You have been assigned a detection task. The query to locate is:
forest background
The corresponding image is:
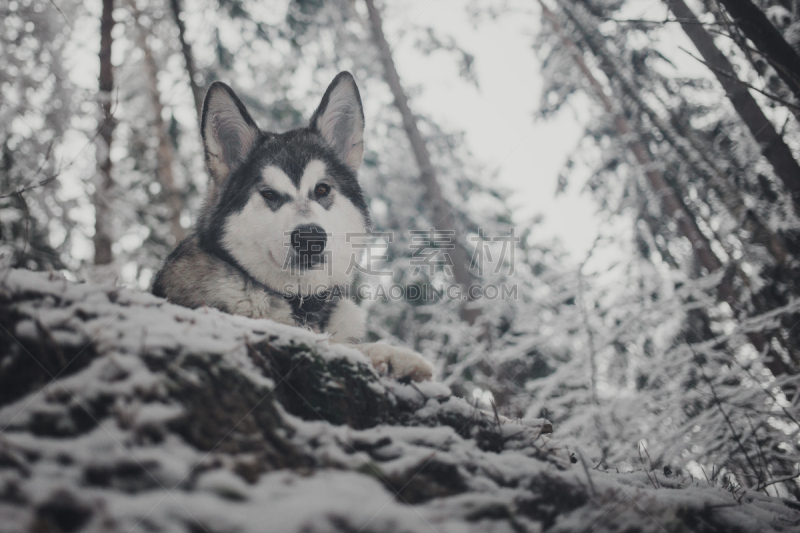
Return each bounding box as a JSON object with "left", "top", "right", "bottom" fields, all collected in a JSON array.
[{"left": 4, "top": 0, "right": 800, "bottom": 500}]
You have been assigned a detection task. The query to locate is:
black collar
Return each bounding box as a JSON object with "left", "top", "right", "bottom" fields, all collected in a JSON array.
[{"left": 284, "top": 291, "right": 334, "bottom": 327}]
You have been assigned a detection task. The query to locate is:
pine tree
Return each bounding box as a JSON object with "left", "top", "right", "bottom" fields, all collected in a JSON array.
[
  {"left": 0, "top": 0, "right": 77, "bottom": 271},
  {"left": 509, "top": 0, "right": 800, "bottom": 494},
  {"left": 93, "top": 0, "right": 116, "bottom": 266}
]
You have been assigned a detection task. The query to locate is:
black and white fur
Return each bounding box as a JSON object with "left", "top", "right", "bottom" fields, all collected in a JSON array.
[{"left": 152, "top": 72, "right": 432, "bottom": 382}]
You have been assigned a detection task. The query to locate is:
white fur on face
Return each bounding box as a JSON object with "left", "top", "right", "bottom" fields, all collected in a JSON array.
[
  {"left": 298, "top": 159, "right": 326, "bottom": 193},
  {"left": 222, "top": 159, "right": 367, "bottom": 295},
  {"left": 261, "top": 165, "right": 296, "bottom": 196}
]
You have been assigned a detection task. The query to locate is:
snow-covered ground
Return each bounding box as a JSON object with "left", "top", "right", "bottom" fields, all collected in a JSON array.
[{"left": 1, "top": 269, "right": 798, "bottom": 532}]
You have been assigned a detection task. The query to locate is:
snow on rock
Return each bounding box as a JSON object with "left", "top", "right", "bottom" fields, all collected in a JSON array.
[{"left": 0, "top": 269, "right": 798, "bottom": 532}]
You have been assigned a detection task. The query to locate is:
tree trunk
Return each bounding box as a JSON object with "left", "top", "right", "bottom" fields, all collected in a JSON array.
[
  {"left": 556, "top": 0, "right": 788, "bottom": 266},
  {"left": 542, "top": 0, "right": 799, "bottom": 388},
  {"left": 364, "top": 0, "right": 480, "bottom": 325},
  {"left": 538, "top": 0, "right": 721, "bottom": 274},
  {"left": 169, "top": 0, "right": 203, "bottom": 122},
  {"left": 714, "top": 0, "right": 800, "bottom": 99},
  {"left": 667, "top": 0, "right": 800, "bottom": 217},
  {"left": 93, "top": 0, "right": 115, "bottom": 265},
  {"left": 131, "top": 0, "right": 186, "bottom": 244}
]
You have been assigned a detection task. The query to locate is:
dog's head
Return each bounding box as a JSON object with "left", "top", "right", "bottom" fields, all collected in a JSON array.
[{"left": 197, "top": 72, "right": 370, "bottom": 295}]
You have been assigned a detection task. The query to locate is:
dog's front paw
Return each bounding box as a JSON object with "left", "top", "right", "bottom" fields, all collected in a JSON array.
[
  {"left": 233, "top": 299, "right": 256, "bottom": 317},
  {"left": 232, "top": 291, "right": 273, "bottom": 319},
  {"left": 247, "top": 291, "right": 272, "bottom": 318},
  {"left": 355, "top": 343, "right": 433, "bottom": 382}
]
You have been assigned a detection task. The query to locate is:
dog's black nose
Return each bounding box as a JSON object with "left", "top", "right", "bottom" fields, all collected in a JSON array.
[{"left": 291, "top": 224, "right": 328, "bottom": 258}]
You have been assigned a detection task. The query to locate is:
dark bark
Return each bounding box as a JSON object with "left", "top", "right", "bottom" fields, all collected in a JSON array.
[
  {"left": 93, "top": 0, "right": 115, "bottom": 265},
  {"left": 131, "top": 1, "right": 186, "bottom": 244},
  {"left": 715, "top": 0, "right": 800, "bottom": 99},
  {"left": 559, "top": 0, "right": 789, "bottom": 267},
  {"left": 539, "top": 0, "right": 721, "bottom": 274},
  {"left": 667, "top": 0, "right": 800, "bottom": 217},
  {"left": 707, "top": 1, "right": 800, "bottom": 123},
  {"left": 563, "top": 4, "right": 800, "bottom": 376},
  {"left": 169, "top": 0, "right": 203, "bottom": 123},
  {"left": 542, "top": 0, "right": 799, "bottom": 387},
  {"left": 365, "top": 0, "right": 480, "bottom": 325}
]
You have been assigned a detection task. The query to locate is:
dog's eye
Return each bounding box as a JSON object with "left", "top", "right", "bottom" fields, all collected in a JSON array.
[
  {"left": 315, "top": 183, "right": 331, "bottom": 197},
  {"left": 261, "top": 189, "right": 277, "bottom": 201}
]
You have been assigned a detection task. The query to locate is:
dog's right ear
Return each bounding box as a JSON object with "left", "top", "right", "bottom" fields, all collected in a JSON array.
[
  {"left": 309, "top": 72, "right": 365, "bottom": 173},
  {"left": 201, "top": 82, "right": 260, "bottom": 184}
]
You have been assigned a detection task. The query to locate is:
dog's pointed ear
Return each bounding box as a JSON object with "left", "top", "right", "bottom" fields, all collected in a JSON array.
[
  {"left": 201, "top": 82, "right": 260, "bottom": 183},
  {"left": 309, "top": 72, "right": 365, "bottom": 173}
]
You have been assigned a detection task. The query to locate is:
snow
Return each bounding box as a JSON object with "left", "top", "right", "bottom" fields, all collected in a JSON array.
[{"left": 1, "top": 269, "right": 799, "bottom": 532}]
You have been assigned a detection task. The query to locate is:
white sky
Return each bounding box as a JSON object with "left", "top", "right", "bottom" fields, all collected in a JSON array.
[{"left": 385, "top": 0, "right": 598, "bottom": 258}]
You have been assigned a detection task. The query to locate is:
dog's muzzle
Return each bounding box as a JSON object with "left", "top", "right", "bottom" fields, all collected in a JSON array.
[{"left": 290, "top": 224, "right": 328, "bottom": 268}]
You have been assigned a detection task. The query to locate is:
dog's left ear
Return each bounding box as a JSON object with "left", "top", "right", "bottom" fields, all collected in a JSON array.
[
  {"left": 201, "top": 82, "right": 260, "bottom": 185},
  {"left": 309, "top": 72, "right": 365, "bottom": 173}
]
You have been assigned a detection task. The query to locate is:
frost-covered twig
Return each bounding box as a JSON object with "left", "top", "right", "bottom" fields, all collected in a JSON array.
[
  {"left": 678, "top": 46, "right": 800, "bottom": 113},
  {"left": 638, "top": 443, "right": 660, "bottom": 489},
  {"left": 687, "top": 342, "right": 763, "bottom": 486},
  {"left": 752, "top": 471, "right": 800, "bottom": 493},
  {"left": 0, "top": 143, "right": 57, "bottom": 199}
]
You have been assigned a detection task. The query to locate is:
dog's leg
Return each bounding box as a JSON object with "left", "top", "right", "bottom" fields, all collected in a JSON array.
[
  {"left": 326, "top": 299, "right": 432, "bottom": 382},
  {"left": 325, "top": 298, "right": 367, "bottom": 343},
  {"left": 353, "top": 342, "right": 433, "bottom": 382}
]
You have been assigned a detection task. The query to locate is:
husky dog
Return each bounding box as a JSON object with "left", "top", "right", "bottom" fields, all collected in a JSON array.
[{"left": 152, "top": 72, "right": 432, "bottom": 382}]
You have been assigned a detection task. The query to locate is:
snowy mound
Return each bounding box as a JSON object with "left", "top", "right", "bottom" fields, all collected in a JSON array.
[{"left": 0, "top": 269, "right": 798, "bottom": 532}]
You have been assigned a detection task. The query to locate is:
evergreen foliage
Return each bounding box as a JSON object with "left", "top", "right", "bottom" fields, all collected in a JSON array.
[{"left": 3, "top": 0, "right": 800, "bottom": 509}]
